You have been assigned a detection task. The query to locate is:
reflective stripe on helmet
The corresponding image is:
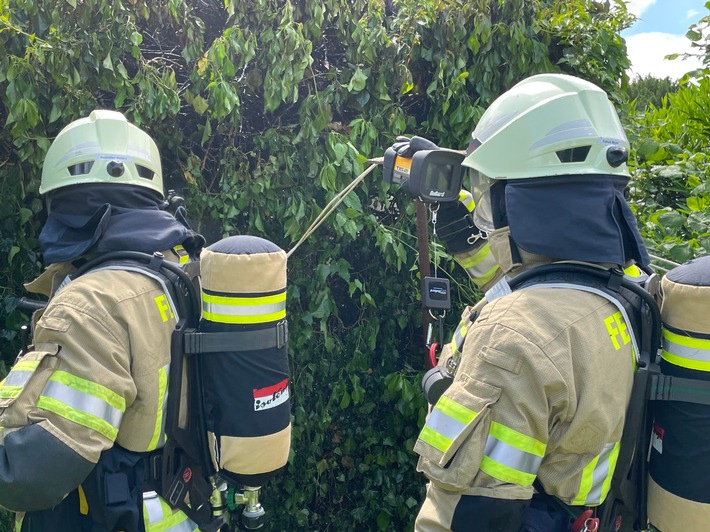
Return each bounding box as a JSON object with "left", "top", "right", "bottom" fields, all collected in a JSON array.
[
  {"left": 37, "top": 371, "right": 125, "bottom": 441},
  {"left": 661, "top": 329, "right": 710, "bottom": 372},
  {"left": 571, "top": 441, "right": 620, "bottom": 506}
]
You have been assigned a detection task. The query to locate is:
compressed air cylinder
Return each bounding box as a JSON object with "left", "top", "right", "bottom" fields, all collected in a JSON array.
[
  {"left": 199, "top": 235, "right": 291, "bottom": 487},
  {"left": 648, "top": 256, "right": 710, "bottom": 531}
]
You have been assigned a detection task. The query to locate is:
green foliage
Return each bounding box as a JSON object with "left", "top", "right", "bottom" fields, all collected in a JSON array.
[
  {"left": 629, "top": 76, "right": 710, "bottom": 152},
  {"left": 625, "top": 8, "right": 710, "bottom": 270},
  {"left": 0, "top": 0, "right": 635, "bottom": 529},
  {"left": 628, "top": 88, "right": 710, "bottom": 266},
  {"left": 627, "top": 74, "right": 678, "bottom": 110},
  {"left": 540, "top": 0, "right": 634, "bottom": 104},
  {"left": 0, "top": 511, "right": 11, "bottom": 532}
]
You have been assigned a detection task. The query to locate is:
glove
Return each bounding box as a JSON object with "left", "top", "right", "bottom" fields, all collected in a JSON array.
[
  {"left": 435, "top": 190, "right": 482, "bottom": 254},
  {"left": 437, "top": 190, "right": 502, "bottom": 290},
  {"left": 390, "top": 135, "right": 439, "bottom": 158}
]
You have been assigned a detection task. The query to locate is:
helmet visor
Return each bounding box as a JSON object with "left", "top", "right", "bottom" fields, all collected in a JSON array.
[{"left": 468, "top": 168, "right": 495, "bottom": 233}]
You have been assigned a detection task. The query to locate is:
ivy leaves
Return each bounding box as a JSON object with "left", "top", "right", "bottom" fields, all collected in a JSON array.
[{"left": 0, "top": 1, "right": 645, "bottom": 530}]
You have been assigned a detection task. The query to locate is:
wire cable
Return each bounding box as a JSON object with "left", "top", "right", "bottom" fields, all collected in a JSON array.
[{"left": 286, "top": 157, "right": 383, "bottom": 258}]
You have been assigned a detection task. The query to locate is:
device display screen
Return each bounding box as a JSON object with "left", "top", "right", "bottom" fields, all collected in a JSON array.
[{"left": 410, "top": 150, "right": 465, "bottom": 202}]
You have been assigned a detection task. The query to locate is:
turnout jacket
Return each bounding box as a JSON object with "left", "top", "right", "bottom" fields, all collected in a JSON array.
[
  {"left": 0, "top": 250, "right": 195, "bottom": 530},
  {"left": 414, "top": 283, "right": 636, "bottom": 531}
]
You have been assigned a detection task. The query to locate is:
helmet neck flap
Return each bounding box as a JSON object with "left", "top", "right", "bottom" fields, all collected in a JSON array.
[{"left": 39, "top": 184, "right": 204, "bottom": 265}]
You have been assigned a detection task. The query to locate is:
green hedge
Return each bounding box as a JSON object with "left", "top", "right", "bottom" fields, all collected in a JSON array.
[{"left": 0, "top": 0, "right": 635, "bottom": 529}]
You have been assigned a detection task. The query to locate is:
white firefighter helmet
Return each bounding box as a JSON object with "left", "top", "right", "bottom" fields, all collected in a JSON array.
[
  {"left": 462, "top": 73, "right": 630, "bottom": 232},
  {"left": 41, "top": 110, "right": 164, "bottom": 197}
]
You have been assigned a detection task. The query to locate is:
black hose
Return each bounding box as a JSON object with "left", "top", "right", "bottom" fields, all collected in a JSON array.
[{"left": 18, "top": 297, "right": 47, "bottom": 313}]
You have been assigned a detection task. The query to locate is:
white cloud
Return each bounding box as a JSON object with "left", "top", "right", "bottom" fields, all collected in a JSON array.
[
  {"left": 624, "top": 0, "right": 657, "bottom": 18},
  {"left": 687, "top": 9, "right": 700, "bottom": 20},
  {"left": 626, "top": 32, "right": 704, "bottom": 79}
]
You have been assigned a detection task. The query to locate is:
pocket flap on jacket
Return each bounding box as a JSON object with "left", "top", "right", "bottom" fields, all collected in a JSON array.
[
  {"left": 414, "top": 377, "right": 501, "bottom": 467},
  {"left": 0, "top": 346, "right": 60, "bottom": 409}
]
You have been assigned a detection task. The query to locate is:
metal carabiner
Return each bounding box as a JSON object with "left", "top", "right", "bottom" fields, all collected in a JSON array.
[{"left": 582, "top": 517, "right": 600, "bottom": 532}]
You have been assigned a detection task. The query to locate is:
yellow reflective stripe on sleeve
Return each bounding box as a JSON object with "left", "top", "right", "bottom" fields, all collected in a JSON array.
[
  {"left": 572, "top": 442, "right": 620, "bottom": 506},
  {"left": 480, "top": 455, "right": 536, "bottom": 487},
  {"left": 479, "top": 422, "right": 546, "bottom": 487},
  {"left": 37, "top": 371, "right": 125, "bottom": 441},
  {"left": 661, "top": 329, "right": 710, "bottom": 371},
  {"left": 489, "top": 421, "right": 546, "bottom": 457},
  {"left": 436, "top": 395, "right": 478, "bottom": 424},
  {"left": 455, "top": 243, "right": 499, "bottom": 285},
  {"left": 147, "top": 364, "right": 170, "bottom": 451},
  {"left": 202, "top": 291, "right": 286, "bottom": 324},
  {"left": 0, "top": 385, "right": 22, "bottom": 399},
  {"left": 471, "top": 265, "right": 501, "bottom": 286},
  {"left": 418, "top": 395, "right": 479, "bottom": 453},
  {"left": 10, "top": 360, "right": 40, "bottom": 373},
  {"left": 47, "top": 371, "right": 125, "bottom": 410},
  {"left": 458, "top": 189, "right": 475, "bottom": 212},
  {"left": 456, "top": 243, "right": 492, "bottom": 269},
  {"left": 418, "top": 426, "right": 453, "bottom": 453}
]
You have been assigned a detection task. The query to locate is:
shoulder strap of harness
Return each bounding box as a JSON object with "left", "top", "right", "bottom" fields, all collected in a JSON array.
[{"left": 508, "top": 263, "right": 661, "bottom": 369}]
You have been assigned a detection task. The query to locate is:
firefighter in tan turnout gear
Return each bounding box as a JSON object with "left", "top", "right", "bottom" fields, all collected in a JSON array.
[
  {"left": 413, "top": 74, "right": 652, "bottom": 531},
  {"left": 0, "top": 110, "right": 205, "bottom": 531}
]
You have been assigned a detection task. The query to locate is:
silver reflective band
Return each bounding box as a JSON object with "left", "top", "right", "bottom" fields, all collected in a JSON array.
[
  {"left": 483, "top": 436, "right": 543, "bottom": 476},
  {"left": 43, "top": 380, "right": 123, "bottom": 429},
  {"left": 529, "top": 119, "right": 596, "bottom": 150},
  {"left": 662, "top": 336, "right": 710, "bottom": 364},
  {"left": 143, "top": 494, "right": 163, "bottom": 524},
  {"left": 203, "top": 300, "right": 285, "bottom": 317},
  {"left": 425, "top": 407, "right": 468, "bottom": 443},
  {"left": 143, "top": 495, "right": 198, "bottom": 532},
  {"left": 2, "top": 370, "right": 33, "bottom": 388},
  {"left": 586, "top": 442, "right": 616, "bottom": 505}
]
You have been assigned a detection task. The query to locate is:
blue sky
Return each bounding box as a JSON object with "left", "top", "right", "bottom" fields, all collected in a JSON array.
[{"left": 623, "top": 0, "right": 709, "bottom": 79}]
